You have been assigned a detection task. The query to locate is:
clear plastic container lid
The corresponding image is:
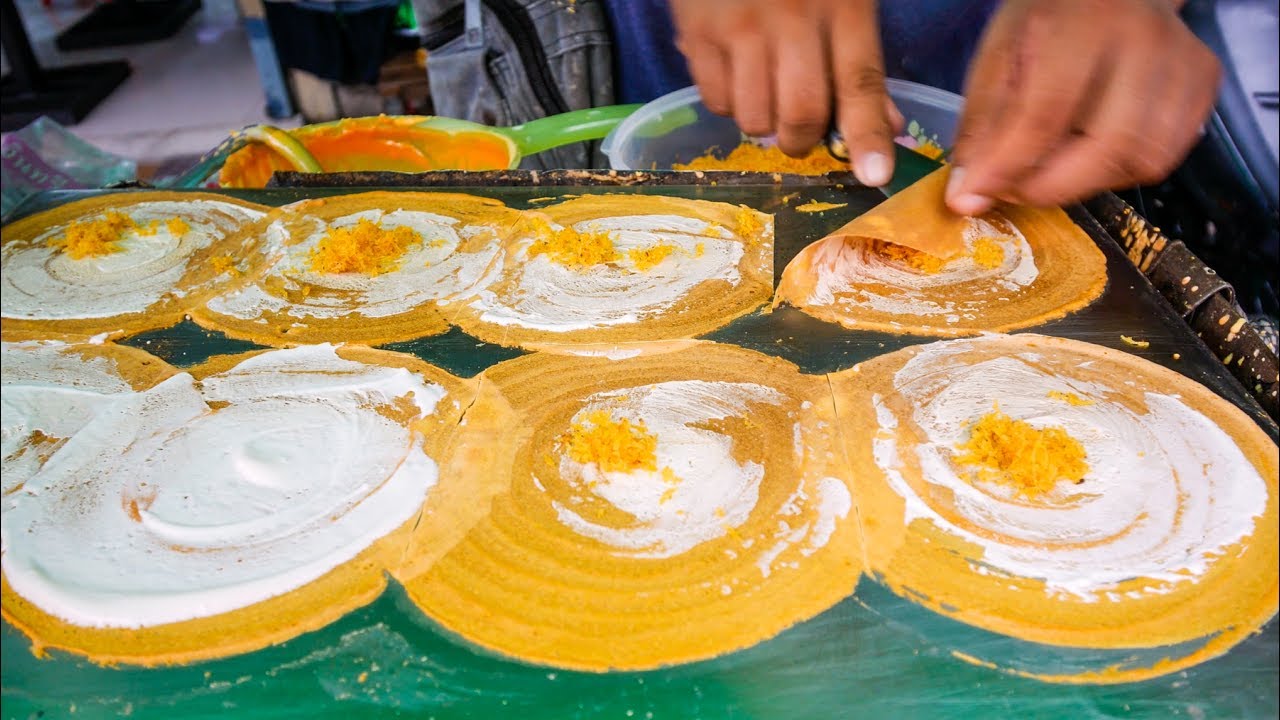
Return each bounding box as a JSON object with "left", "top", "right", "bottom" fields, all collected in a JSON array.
[{"left": 603, "top": 79, "right": 963, "bottom": 171}]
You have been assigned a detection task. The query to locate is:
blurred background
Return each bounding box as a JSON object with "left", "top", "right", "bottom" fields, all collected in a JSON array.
[{"left": 1, "top": 0, "right": 428, "bottom": 177}]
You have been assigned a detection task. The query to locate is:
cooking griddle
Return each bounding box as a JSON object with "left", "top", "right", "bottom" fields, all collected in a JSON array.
[{"left": 2, "top": 177, "right": 1276, "bottom": 720}]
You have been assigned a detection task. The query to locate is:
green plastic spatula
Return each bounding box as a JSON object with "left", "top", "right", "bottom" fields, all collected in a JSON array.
[
  {"left": 414, "top": 104, "right": 647, "bottom": 163},
  {"left": 171, "top": 104, "right": 642, "bottom": 189}
]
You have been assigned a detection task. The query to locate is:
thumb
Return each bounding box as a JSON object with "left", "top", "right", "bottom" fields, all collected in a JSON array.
[
  {"left": 830, "top": 1, "right": 894, "bottom": 187},
  {"left": 948, "top": 13, "right": 1017, "bottom": 214}
]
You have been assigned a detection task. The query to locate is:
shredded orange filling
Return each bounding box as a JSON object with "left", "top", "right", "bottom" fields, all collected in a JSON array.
[
  {"left": 1120, "top": 335, "right": 1150, "bottom": 349},
  {"left": 869, "top": 239, "right": 945, "bottom": 274},
  {"left": 795, "top": 200, "right": 848, "bottom": 213},
  {"left": 955, "top": 407, "right": 1089, "bottom": 498},
  {"left": 658, "top": 467, "right": 682, "bottom": 504},
  {"left": 97, "top": 215, "right": 189, "bottom": 242},
  {"left": 307, "top": 219, "right": 422, "bottom": 275},
  {"left": 1047, "top": 390, "right": 1094, "bottom": 407},
  {"left": 528, "top": 221, "right": 620, "bottom": 268},
  {"left": 50, "top": 211, "right": 137, "bottom": 259},
  {"left": 912, "top": 138, "right": 947, "bottom": 160},
  {"left": 736, "top": 206, "right": 764, "bottom": 238},
  {"left": 562, "top": 410, "right": 658, "bottom": 474},
  {"left": 971, "top": 237, "right": 1005, "bottom": 269},
  {"left": 209, "top": 255, "right": 239, "bottom": 276},
  {"left": 628, "top": 243, "right": 676, "bottom": 271},
  {"left": 674, "top": 143, "right": 847, "bottom": 174},
  {"left": 165, "top": 217, "right": 191, "bottom": 237}
]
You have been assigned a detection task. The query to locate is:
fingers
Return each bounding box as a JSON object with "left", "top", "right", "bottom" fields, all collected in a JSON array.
[
  {"left": 948, "top": 71, "right": 1007, "bottom": 213},
  {"left": 1011, "top": 44, "right": 1149, "bottom": 206},
  {"left": 683, "top": 42, "right": 733, "bottom": 116},
  {"left": 956, "top": 4, "right": 1106, "bottom": 209},
  {"left": 774, "top": 8, "right": 831, "bottom": 156},
  {"left": 948, "top": 5, "right": 1024, "bottom": 214},
  {"left": 885, "top": 96, "right": 905, "bottom": 136},
  {"left": 672, "top": 0, "right": 879, "bottom": 164},
  {"left": 949, "top": 0, "right": 1223, "bottom": 213},
  {"left": 1012, "top": 17, "right": 1220, "bottom": 206},
  {"left": 730, "top": 32, "right": 775, "bottom": 137},
  {"left": 950, "top": 5, "right": 1019, "bottom": 166},
  {"left": 831, "top": 0, "right": 893, "bottom": 186},
  {"left": 671, "top": 0, "right": 738, "bottom": 118}
]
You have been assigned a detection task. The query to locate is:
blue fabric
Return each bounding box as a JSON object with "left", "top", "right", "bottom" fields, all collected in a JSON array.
[
  {"left": 264, "top": 0, "right": 401, "bottom": 85},
  {"left": 600, "top": 0, "right": 998, "bottom": 103},
  {"left": 879, "top": 0, "right": 999, "bottom": 94},
  {"left": 600, "top": 0, "right": 693, "bottom": 103}
]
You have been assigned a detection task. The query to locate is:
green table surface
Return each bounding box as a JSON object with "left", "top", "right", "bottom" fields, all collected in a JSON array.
[{"left": 3, "top": 184, "right": 1276, "bottom": 720}]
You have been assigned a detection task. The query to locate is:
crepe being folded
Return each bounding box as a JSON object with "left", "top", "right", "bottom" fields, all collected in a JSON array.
[{"left": 776, "top": 168, "right": 1107, "bottom": 336}]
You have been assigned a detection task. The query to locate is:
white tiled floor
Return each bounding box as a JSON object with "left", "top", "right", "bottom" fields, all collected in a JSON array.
[{"left": 5, "top": 0, "right": 298, "bottom": 164}]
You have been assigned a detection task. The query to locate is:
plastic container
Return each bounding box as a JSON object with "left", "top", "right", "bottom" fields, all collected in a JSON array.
[{"left": 602, "top": 79, "right": 964, "bottom": 171}]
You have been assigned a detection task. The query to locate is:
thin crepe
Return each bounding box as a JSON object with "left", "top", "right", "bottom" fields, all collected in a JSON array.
[
  {"left": 826, "top": 166, "right": 966, "bottom": 260},
  {"left": 775, "top": 172, "right": 1107, "bottom": 337}
]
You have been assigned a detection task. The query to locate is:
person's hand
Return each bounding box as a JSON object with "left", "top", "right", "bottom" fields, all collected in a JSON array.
[
  {"left": 669, "top": 0, "right": 904, "bottom": 187},
  {"left": 947, "top": 0, "right": 1221, "bottom": 215}
]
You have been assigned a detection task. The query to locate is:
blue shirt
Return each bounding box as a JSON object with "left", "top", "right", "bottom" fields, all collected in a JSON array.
[{"left": 601, "top": 0, "right": 998, "bottom": 103}]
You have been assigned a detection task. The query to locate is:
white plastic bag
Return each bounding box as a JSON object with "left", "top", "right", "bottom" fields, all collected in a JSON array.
[{"left": 1, "top": 117, "right": 137, "bottom": 220}]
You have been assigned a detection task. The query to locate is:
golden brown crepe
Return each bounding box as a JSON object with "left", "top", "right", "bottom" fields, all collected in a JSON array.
[
  {"left": 399, "top": 342, "right": 863, "bottom": 671},
  {"left": 1, "top": 192, "right": 267, "bottom": 341},
  {"left": 822, "top": 168, "right": 967, "bottom": 259},
  {"left": 192, "top": 191, "right": 520, "bottom": 346},
  {"left": 448, "top": 194, "right": 774, "bottom": 351},
  {"left": 829, "top": 333, "right": 1278, "bottom": 682},
  {"left": 2, "top": 345, "right": 475, "bottom": 666}
]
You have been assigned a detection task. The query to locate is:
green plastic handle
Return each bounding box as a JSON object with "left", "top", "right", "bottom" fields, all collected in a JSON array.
[{"left": 502, "top": 104, "right": 642, "bottom": 157}]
